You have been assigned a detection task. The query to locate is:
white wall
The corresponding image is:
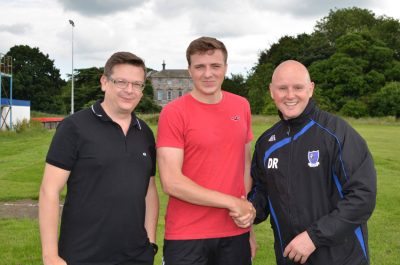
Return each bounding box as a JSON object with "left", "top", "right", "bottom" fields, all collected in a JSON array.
[{"left": 1, "top": 104, "right": 30, "bottom": 130}]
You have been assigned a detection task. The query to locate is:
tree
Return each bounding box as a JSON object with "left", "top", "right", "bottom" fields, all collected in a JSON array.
[
  {"left": 247, "top": 63, "right": 275, "bottom": 114},
  {"left": 369, "top": 82, "right": 400, "bottom": 119},
  {"left": 372, "top": 16, "right": 400, "bottom": 59},
  {"left": 257, "top": 33, "right": 334, "bottom": 68},
  {"left": 315, "top": 7, "right": 377, "bottom": 42},
  {"left": 63, "top": 67, "right": 160, "bottom": 113},
  {"left": 5, "top": 45, "right": 66, "bottom": 113},
  {"left": 72, "top": 67, "right": 104, "bottom": 111},
  {"left": 307, "top": 52, "right": 364, "bottom": 112},
  {"left": 135, "top": 79, "right": 161, "bottom": 113},
  {"left": 363, "top": 70, "right": 386, "bottom": 95},
  {"left": 385, "top": 61, "right": 400, "bottom": 82},
  {"left": 308, "top": 31, "right": 395, "bottom": 114},
  {"left": 336, "top": 33, "right": 369, "bottom": 57},
  {"left": 340, "top": 100, "right": 368, "bottom": 118},
  {"left": 248, "top": 7, "right": 400, "bottom": 117},
  {"left": 258, "top": 35, "right": 304, "bottom": 66},
  {"left": 222, "top": 73, "right": 248, "bottom": 97}
]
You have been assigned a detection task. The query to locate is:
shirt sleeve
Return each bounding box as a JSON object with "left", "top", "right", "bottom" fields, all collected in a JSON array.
[
  {"left": 156, "top": 105, "right": 185, "bottom": 149},
  {"left": 46, "top": 117, "right": 79, "bottom": 171}
]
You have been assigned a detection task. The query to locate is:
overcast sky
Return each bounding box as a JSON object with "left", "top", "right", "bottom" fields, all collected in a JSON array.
[{"left": 0, "top": 0, "right": 398, "bottom": 80}]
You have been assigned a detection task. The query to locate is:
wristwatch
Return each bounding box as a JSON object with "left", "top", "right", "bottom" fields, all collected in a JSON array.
[{"left": 150, "top": 242, "right": 158, "bottom": 254}]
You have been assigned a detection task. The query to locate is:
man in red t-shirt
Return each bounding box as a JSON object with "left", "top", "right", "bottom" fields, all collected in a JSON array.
[{"left": 157, "top": 37, "right": 256, "bottom": 265}]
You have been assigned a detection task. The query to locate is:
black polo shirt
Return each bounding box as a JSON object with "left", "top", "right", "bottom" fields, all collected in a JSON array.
[{"left": 46, "top": 100, "right": 156, "bottom": 265}]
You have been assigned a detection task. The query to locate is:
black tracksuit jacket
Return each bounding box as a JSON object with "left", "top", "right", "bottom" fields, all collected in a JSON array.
[{"left": 249, "top": 99, "right": 376, "bottom": 265}]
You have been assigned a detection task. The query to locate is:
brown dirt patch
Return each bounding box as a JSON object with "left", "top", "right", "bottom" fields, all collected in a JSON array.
[{"left": 0, "top": 200, "right": 63, "bottom": 219}]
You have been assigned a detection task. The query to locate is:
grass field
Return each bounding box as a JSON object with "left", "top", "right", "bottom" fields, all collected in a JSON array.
[{"left": 0, "top": 117, "right": 399, "bottom": 265}]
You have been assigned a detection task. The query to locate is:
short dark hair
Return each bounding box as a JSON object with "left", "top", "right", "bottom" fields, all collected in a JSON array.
[
  {"left": 186, "top": 36, "right": 228, "bottom": 66},
  {"left": 103, "top": 52, "right": 146, "bottom": 79}
]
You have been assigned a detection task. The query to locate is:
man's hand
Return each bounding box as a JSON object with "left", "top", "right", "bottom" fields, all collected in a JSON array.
[
  {"left": 283, "top": 231, "right": 316, "bottom": 264},
  {"left": 229, "top": 197, "right": 256, "bottom": 228}
]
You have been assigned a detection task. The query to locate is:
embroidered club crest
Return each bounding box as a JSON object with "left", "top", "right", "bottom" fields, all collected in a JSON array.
[{"left": 308, "top": 150, "right": 320, "bottom": 167}]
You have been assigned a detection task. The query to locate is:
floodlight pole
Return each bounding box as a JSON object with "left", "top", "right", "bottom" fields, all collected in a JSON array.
[
  {"left": 9, "top": 76, "right": 12, "bottom": 129},
  {"left": 69, "top": 19, "right": 75, "bottom": 114}
]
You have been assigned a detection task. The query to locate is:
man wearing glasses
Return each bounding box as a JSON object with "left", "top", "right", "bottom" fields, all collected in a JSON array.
[{"left": 39, "top": 52, "right": 159, "bottom": 265}]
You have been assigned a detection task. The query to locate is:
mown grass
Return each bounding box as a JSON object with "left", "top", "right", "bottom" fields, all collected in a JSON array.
[
  {"left": 0, "top": 219, "right": 42, "bottom": 265},
  {"left": 30, "top": 111, "right": 65, "bottom": 118},
  {"left": 0, "top": 117, "right": 399, "bottom": 265},
  {"left": 0, "top": 129, "right": 53, "bottom": 201}
]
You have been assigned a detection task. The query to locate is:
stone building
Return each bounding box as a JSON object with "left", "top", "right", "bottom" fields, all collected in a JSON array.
[{"left": 149, "top": 61, "right": 193, "bottom": 107}]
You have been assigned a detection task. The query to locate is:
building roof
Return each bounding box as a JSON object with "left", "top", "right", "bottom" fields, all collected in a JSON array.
[
  {"left": 149, "top": 69, "right": 190, "bottom": 78},
  {"left": 1, "top": 98, "right": 30, "bottom": 106}
]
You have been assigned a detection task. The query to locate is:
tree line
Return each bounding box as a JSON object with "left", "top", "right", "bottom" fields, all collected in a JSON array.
[
  {"left": 1, "top": 46, "right": 160, "bottom": 114},
  {"left": 3, "top": 7, "right": 399, "bottom": 118},
  {"left": 244, "top": 7, "right": 400, "bottom": 118}
]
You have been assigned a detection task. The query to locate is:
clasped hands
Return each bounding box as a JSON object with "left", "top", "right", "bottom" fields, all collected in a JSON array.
[{"left": 229, "top": 196, "right": 256, "bottom": 228}]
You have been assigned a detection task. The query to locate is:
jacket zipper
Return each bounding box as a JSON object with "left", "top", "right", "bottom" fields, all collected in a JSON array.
[{"left": 287, "top": 124, "right": 294, "bottom": 234}]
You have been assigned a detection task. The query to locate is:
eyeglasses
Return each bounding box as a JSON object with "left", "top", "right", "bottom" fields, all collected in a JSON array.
[{"left": 108, "top": 77, "right": 145, "bottom": 91}]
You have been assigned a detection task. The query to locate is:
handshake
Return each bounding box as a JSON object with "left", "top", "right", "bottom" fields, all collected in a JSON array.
[{"left": 229, "top": 196, "right": 256, "bottom": 228}]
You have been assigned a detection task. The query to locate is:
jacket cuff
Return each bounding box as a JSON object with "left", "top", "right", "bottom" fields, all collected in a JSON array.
[{"left": 307, "top": 226, "right": 321, "bottom": 248}]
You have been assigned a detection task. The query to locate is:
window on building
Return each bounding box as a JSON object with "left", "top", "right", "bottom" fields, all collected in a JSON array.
[
  {"left": 178, "top": 90, "right": 183, "bottom": 97},
  {"left": 167, "top": 90, "right": 172, "bottom": 101},
  {"left": 157, "top": 90, "right": 163, "bottom": 100}
]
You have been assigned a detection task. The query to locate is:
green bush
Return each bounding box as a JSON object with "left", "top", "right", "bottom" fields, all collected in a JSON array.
[
  {"left": 14, "top": 119, "right": 46, "bottom": 134},
  {"left": 262, "top": 102, "right": 278, "bottom": 115},
  {"left": 369, "top": 82, "right": 400, "bottom": 119},
  {"left": 137, "top": 113, "right": 159, "bottom": 125},
  {"left": 340, "top": 100, "right": 368, "bottom": 118}
]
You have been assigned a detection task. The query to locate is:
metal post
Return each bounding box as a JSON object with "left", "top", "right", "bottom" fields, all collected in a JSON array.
[
  {"left": 69, "top": 19, "right": 75, "bottom": 114},
  {"left": 0, "top": 54, "right": 2, "bottom": 130},
  {"left": 0, "top": 73, "right": 2, "bottom": 130},
  {"left": 10, "top": 76, "right": 12, "bottom": 129}
]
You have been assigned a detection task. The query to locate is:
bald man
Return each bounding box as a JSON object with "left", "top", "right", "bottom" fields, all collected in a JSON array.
[{"left": 248, "top": 60, "right": 376, "bottom": 264}]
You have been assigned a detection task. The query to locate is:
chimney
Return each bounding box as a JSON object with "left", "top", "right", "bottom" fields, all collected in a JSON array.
[{"left": 162, "top": 60, "right": 166, "bottom": 71}]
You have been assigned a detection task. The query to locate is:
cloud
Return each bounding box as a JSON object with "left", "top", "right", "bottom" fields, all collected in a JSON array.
[
  {"left": 2, "top": 0, "right": 396, "bottom": 80},
  {"left": 152, "top": 0, "right": 229, "bottom": 18},
  {"left": 57, "top": 0, "right": 148, "bottom": 16},
  {"left": 151, "top": 0, "right": 270, "bottom": 38},
  {"left": 0, "top": 23, "right": 31, "bottom": 35},
  {"left": 249, "top": 0, "right": 376, "bottom": 17}
]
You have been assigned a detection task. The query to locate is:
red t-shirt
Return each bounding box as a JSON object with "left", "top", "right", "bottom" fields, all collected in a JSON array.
[{"left": 157, "top": 91, "right": 253, "bottom": 240}]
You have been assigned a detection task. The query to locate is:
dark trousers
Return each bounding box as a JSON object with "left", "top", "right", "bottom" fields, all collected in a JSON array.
[{"left": 163, "top": 232, "right": 251, "bottom": 265}]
